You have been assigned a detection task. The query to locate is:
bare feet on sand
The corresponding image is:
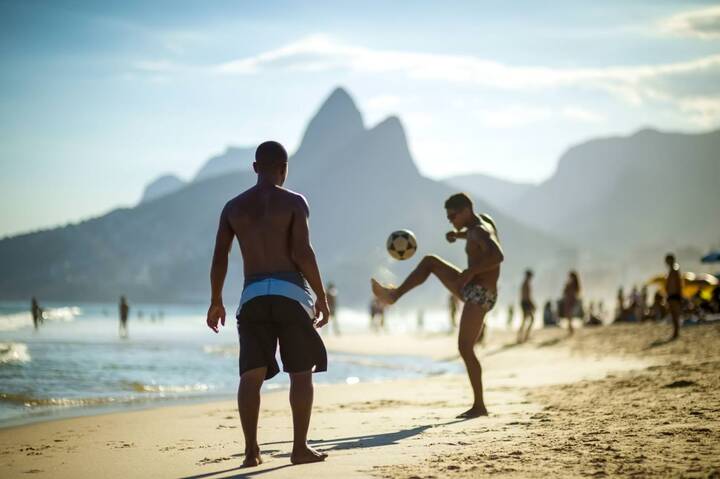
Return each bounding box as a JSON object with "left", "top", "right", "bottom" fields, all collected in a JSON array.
[
  {"left": 291, "top": 445, "right": 328, "bottom": 465},
  {"left": 241, "top": 446, "right": 263, "bottom": 468},
  {"left": 456, "top": 406, "right": 488, "bottom": 419},
  {"left": 371, "top": 279, "right": 397, "bottom": 305}
]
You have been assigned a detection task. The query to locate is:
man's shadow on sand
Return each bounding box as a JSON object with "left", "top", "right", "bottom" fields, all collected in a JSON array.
[{"left": 178, "top": 419, "right": 467, "bottom": 479}]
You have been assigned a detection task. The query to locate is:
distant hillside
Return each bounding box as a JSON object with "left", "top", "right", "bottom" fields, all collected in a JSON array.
[
  {"left": 506, "top": 128, "right": 720, "bottom": 253},
  {"left": 0, "top": 87, "right": 569, "bottom": 306},
  {"left": 444, "top": 173, "right": 533, "bottom": 212},
  {"left": 140, "top": 174, "right": 186, "bottom": 203},
  {"left": 193, "top": 146, "right": 254, "bottom": 182}
]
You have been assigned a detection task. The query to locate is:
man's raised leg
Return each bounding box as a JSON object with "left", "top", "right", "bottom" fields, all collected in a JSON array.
[
  {"left": 239, "top": 367, "right": 266, "bottom": 467},
  {"left": 457, "top": 303, "right": 489, "bottom": 418},
  {"left": 289, "top": 371, "right": 327, "bottom": 464},
  {"left": 372, "top": 255, "right": 461, "bottom": 304}
]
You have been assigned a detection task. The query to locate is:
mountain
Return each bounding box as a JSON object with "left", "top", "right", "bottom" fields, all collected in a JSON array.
[
  {"left": 140, "top": 174, "right": 186, "bottom": 203},
  {"left": 193, "top": 146, "right": 254, "bottom": 182},
  {"left": 444, "top": 173, "right": 533, "bottom": 212},
  {"left": 506, "top": 128, "right": 720, "bottom": 254},
  {"left": 0, "top": 87, "right": 569, "bottom": 306}
]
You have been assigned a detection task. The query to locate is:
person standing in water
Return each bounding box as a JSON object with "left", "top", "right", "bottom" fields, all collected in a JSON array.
[
  {"left": 326, "top": 282, "right": 340, "bottom": 336},
  {"left": 665, "top": 253, "right": 684, "bottom": 340},
  {"left": 119, "top": 296, "right": 129, "bottom": 338},
  {"left": 448, "top": 294, "right": 459, "bottom": 331},
  {"left": 518, "top": 269, "right": 535, "bottom": 343},
  {"left": 372, "top": 193, "right": 503, "bottom": 418},
  {"left": 562, "top": 271, "right": 581, "bottom": 335},
  {"left": 206, "top": 141, "right": 329, "bottom": 467},
  {"left": 31, "top": 297, "right": 41, "bottom": 330}
]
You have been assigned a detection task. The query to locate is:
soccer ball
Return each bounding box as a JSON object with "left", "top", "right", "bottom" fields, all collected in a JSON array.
[{"left": 386, "top": 230, "right": 417, "bottom": 260}]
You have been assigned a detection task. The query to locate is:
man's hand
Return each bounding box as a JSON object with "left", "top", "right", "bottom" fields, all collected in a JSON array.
[
  {"left": 458, "top": 269, "right": 474, "bottom": 290},
  {"left": 206, "top": 302, "right": 226, "bottom": 333},
  {"left": 446, "top": 231, "right": 457, "bottom": 243},
  {"left": 314, "top": 297, "right": 331, "bottom": 329}
]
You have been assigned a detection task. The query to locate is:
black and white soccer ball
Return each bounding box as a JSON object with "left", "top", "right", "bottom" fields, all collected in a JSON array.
[{"left": 386, "top": 230, "right": 418, "bottom": 261}]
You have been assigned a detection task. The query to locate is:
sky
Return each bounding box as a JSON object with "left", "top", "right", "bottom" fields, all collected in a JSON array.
[{"left": 1, "top": 0, "right": 719, "bottom": 237}]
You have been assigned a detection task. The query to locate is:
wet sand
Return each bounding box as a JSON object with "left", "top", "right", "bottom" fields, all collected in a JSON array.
[{"left": 1, "top": 322, "right": 718, "bottom": 478}]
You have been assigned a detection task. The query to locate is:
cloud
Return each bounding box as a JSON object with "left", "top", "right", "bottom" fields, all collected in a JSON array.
[
  {"left": 473, "top": 105, "right": 605, "bottom": 129},
  {"left": 659, "top": 6, "right": 720, "bottom": 39},
  {"left": 676, "top": 95, "right": 720, "bottom": 127},
  {"left": 214, "top": 35, "right": 720, "bottom": 111}
]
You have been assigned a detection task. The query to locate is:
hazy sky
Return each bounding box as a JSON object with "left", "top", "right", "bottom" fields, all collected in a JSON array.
[{"left": 1, "top": 0, "right": 719, "bottom": 237}]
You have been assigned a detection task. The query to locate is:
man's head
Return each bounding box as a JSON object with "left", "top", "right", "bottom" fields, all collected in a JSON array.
[
  {"left": 665, "top": 253, "right": 676, "bottom": 267},
  {"left": 525, "top": 269, "right": 534, "bottom": 279},
  {"left": 254, "top": 141, "right": 288, "bottom": 184},
  {"left": 444, "top": 193, "right": 474, "bottom": 230}
]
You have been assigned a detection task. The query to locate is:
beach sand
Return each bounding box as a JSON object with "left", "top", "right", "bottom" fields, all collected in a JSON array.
[{"left": 1, "top": 322, "right": 718, "bottom": 478}]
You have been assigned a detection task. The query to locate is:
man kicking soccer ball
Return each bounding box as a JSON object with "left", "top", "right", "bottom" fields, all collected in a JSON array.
[{"left": 371, "top": 193, "right": 503, "bottom": 418}]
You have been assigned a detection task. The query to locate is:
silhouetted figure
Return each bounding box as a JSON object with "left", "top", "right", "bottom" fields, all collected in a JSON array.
[
  {"left": 119, "top": 296, "right": 129, "bottom": 338},
  {"left": 372, "top": 193, "right": 503, "bottom": 419},
  {"left": 629, "top": 286, "right": 640, "bottom": 322},
  {"left": 639, "top": 286, "right": 648, "bottom": 321},
  {"left": 369, "top": 298, "right": 385, "bottom": 332},
  {"left": 448, "top": 294, "right": 459, "bottom": 332},
  {"left": 326, "top": 283, "right": 340, "bottom": 336},
  {"left": 518, "top": 269, "right": 535, "bottom": 343},
  {"left": 417, "top": 309, "right": 424, "bottom": 332},
  {"left": 665, "top": 253, "right": 684, "bottom": 340},
  {"left": 506, "top": 303, "right": 514, "bottom": 329},
  {"left": 31, "top": 297, "right": 41, "bottom": 330},
  {"left": 562, "top": 271, "right": 581, "bottom": 335},
  {"left": 586, "top": 301, "right": 602, "bottom": 326},
  {"left": 543, "top": 301, "right": 557, "bottom": 327},
  {"left": 615, "top": 287, "right": 625, "bottom": 322},
  {"left": 205, "top": 141, "right": 329, "bottom": 466},
  {"left": 651, "top": 291, "right": 666, "bottom": 321}
]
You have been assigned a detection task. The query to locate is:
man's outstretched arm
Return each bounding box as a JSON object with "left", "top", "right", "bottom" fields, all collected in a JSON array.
[
  {"left": 207, "top": 204, "right": 234, "bottom": 333},
  {"left": 290, "top": 196, "right": 330, "bottom": 327}
]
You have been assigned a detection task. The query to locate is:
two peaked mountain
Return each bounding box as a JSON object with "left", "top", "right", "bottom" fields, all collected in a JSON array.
[{"left": 0, "top": 88, "right": 568, "bottom": 306}]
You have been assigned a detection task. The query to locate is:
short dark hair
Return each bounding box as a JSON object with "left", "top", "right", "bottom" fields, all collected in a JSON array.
[
  {"left": 665, "top": 253, "right": 675, "bottom": 262},
  {"left": 525, "top": 269, "right": 534, "bottom": 277},
  {"left": 444, "top": 193, "right": 473, "bottom": 211},
  {"left": 255, "top": 141, "right": 288, "bottom": 172}
]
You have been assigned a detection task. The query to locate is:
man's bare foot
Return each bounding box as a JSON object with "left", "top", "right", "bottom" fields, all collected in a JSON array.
[
  {"left": 371, "top": 279, "right": 397, "bottom": 305},
  {"left": 290, "top": 444, "right": 327, "bottom": 465},
  {"left": 456, "top": 406, "right": 488, "bottom": 418},
  {"left": 241, "top": 446, "right": 263, "bottom": 468}
]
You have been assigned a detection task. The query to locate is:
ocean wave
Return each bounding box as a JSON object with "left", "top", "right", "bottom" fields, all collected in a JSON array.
[
  {"left": 122, "top": 381, "right": 211, "bottom": 394},
  {"left": 0, "top": 342, "right": 31, "bottom": 364},
  {"left": 0, "top": 306, "right": 81, "bottom": 331},
  {"left": 202, "top": 344, "right": 238, "bottom": 357},
  {"left": 0, "top": 393, "right": 121, "bottom": 407}
]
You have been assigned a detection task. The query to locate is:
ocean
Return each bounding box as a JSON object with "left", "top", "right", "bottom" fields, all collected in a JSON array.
[{"left": 0, "top": 301, "right": 474, "bottom": 427}]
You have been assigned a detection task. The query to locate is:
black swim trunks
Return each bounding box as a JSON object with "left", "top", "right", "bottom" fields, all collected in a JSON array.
[
  {"left": 667, "top": 293, "right": 683, "bottom": 303},
  {"left": 236, "top": 272, "right": 327, "bottom": 380},
  {"left": 521, "top": 299, "right": 535, "bottom": 313}
]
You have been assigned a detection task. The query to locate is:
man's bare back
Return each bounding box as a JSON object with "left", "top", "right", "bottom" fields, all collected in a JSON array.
[
  {"left": 464, "top": 217, "right": 501, "bottom": 292},
  {"left": 224, "top": 184, "right": 306, "bottom": 277}
]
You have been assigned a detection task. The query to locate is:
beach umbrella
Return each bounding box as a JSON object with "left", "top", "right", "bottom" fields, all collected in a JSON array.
[
  {"left": 645, "top": 272, "right": 717, "bottom": 298},
  {"left": 701, "top": 251, "right": 720, "bottom": 263}
]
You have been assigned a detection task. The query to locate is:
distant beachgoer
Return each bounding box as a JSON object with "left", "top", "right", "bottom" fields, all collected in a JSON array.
[
  {"left": 518, "top": 269, "right": 535, "bottom": 343},
  {"left": 372, "top": 193, "right": 504, "bottom": 418},
  {"left": 543, "top": 301, "right": 556, "bottom": 327},
  {"left": 369, "top": 298, "right": 385, "bottom": 332},
  {"left": 326, "top": 283, "right": 340, "bottom": 336},
  {"left": 665, "top": 253, "right": 684, "bottom": 340},
  {"left": 562, "top": 271, "right": 581, "bottom": 335},
  {"left": 506, "top": 303, "right": 514, "bottom": 329},
  {"left": 417, "top": 309, "right": 424, "bottom": 332},
  {"left": 639, "top": 286, "right": 648, "bottom": 321},
  {"left": 650, "top": 291, "right": 665, "bottom": 321},
  {"left": 615, "top": 287, "right": 625, "bottom": 322},
  {"left": 205, "top": 141, "right": 329, "bottom": 466},
  {"left": 448, "top": 294, "right": 459, "bottom": 331},
  {"left": 31, "top": 297, "right": 41, "bottom": 330},
  {"left": 119, "top": 296, "right": 129, "bottom": 338}
]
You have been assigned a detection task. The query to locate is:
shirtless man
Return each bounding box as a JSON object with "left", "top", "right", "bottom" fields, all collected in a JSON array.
[
  {"left": 518, "top": 269, "right": 535, "bottom": 343},
  {"left": 206, "top": 141, "right": 330, "bottom": 467},
  {"left": 665, "top": 253, "right": 684, "bottom": 340},
  {"left": 372, "top": 193, "right": 503, "bottom": 418}
]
